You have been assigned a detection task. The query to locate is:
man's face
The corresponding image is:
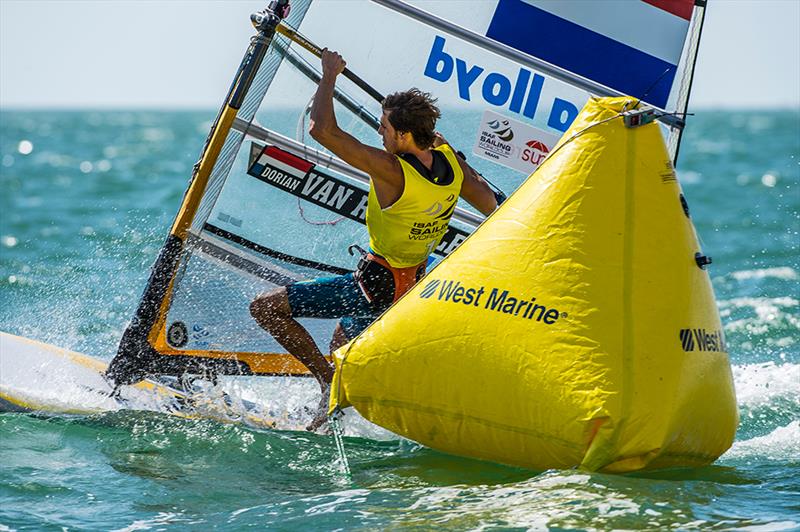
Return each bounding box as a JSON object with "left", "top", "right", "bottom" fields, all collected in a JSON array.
[{"left": 379, "top": 110, "right": 402, "bottom": 154}]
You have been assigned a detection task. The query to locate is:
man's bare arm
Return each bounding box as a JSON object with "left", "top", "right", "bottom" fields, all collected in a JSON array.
[
  {"left": 308, "top": 50, "right": 400, "bottom": 186},
  {"left": 457, "top": 158, "right": 499, "bottom": 216},
  {"left": 434, "top": 133, "right": 498, "bottom": 216}
]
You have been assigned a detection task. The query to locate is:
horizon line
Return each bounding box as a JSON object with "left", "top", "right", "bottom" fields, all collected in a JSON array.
[{"left": 2, "top": 104, "right": 799, "bottom": 112}]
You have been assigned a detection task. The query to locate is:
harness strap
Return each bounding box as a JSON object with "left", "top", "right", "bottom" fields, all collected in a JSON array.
[
  {"left": 352, "top": 249, "right": 425, "bottom": 304},
  {"left": 367, "top": 253, "right": 426, "bottom": 302}
]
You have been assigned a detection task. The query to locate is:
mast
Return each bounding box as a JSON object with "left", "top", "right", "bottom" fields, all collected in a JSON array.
[
  {"left": 669, "top": 0, "right": 709, "bottom": 165},
  {"left": 106, "top": 1, "right": 292, "bottom": 386}
]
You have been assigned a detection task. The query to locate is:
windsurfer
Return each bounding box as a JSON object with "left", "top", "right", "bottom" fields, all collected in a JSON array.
[{"left": 250, "top": 49, "right": 498, "bottom": 430}]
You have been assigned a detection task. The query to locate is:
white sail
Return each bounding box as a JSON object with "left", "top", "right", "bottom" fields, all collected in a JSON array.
[{"left": 108, "top": 0, "right": 707, "bottom": 383}]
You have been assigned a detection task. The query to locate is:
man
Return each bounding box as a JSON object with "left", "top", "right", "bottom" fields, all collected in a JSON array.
[{"left": 250, "top": 49, "right": 498, "bottom": 429}]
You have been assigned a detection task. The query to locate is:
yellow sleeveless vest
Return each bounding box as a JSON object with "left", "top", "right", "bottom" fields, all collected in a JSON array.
[{"left": 367, "top": 144, "right": 464, "bottom": 268}]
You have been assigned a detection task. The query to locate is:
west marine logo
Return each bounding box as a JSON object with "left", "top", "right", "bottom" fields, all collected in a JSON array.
[
  {"left": 418, "top": 278, "right": 563, "bottom": 325},
  {"left": 679, "top": 328, "right": 728, "bottom": 353},
  {"left": 423, "top": 35, "right": 580, "bottom": 132},
  {"left": 488, "top": 119, "right": 514, "bottom": 141},
  {"left": 420, "top": 279, "right": 440, "bottom": 299}
]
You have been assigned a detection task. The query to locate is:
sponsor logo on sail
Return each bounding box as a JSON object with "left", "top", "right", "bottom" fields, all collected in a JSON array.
[
  {"left": 423, "top": 35, "right": 580, "bottom": 132},
  {"left": 488, "top": 119, "right": 514, "bottom": 141},
  {"left": 167, "top": 321, "right": 188, "bottom": 348},
  {"left": 521, "top": 140, "right": 550, "bottom": 167},
  {"left": 472, "top": 111, "right": 561, "bottom": 174},
  {"left": 246, "top": 144, "right": 471, "bottom": 258}
]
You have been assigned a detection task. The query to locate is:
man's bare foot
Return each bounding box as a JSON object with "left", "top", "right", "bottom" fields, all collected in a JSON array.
[
  {"left": 306, "top": 383, "right": 331, "bottom": 432},
  {"left": 306, "top": 411, "right": 329, "bottom": 432}
]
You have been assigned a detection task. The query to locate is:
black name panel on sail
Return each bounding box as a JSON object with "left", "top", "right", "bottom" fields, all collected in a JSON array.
[{"left": 244, "top": 143, "right": 470, "bottom": 257}]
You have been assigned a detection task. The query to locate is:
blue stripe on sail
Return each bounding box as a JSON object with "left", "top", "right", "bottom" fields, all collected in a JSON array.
[{"left": 487, "top": 0, "right": 677, "bottom": 108}]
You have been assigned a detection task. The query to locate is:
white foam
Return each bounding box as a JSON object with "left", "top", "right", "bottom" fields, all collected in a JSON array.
[
  {"left": 396, "top": 471, "right": 643, "bottom": 528},
  {"left": 0, "top": 332, "right": 391, "bottom": 437},
  {"left": 213, "top": 376, "right": 397, "bottom": 439},
  {"left": 718, "top": 297, "right": 799, "bottom": 335},
  {"left": 719, "top": 296, "right": 798, "bottom": 314},
  {"left": 735, "top": 523, "right": 800, "bottom": 532},
  {"left": 723, "top": 421, "right": 800, "bottom": 462},
  {"left": 730, "top": 267, "right": 798, "bottom": 281},
  {"left": 112, "top": 512, "right": 194, "bottom": 532},
  {"left": 732, "top": 362, "right": 800, "bottom": 408}
]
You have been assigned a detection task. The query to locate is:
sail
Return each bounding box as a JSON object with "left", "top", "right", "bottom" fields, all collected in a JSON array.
[
  {"left": 108, "top": 0, "right": 707, "bottom": 385},
  {"left": 484, "top": 0, "right": 693, "bottom": 109}
]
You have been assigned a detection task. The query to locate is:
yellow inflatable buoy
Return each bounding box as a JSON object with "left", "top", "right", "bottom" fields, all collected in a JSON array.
[{"left": 330, "top": 97, "right": 738, "bottom": 473}]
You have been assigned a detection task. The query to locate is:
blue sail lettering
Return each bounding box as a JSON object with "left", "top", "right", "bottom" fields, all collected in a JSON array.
[{"left": 423, "top": 35, "right": 579, "bottom": 132}]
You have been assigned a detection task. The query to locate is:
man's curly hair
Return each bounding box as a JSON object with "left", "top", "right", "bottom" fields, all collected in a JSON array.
[{"left": 382, "top": 89, "right": 441, "bottom": 149}]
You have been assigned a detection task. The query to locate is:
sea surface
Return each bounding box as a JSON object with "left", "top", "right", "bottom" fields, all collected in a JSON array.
[{"left": 1, "top": 108, "right": 798, "bottom": 530}]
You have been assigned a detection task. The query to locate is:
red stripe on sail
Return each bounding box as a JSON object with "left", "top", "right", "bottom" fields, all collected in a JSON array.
[
  {"left": 642, "top": 0, "right": 694, "bottom": 21},
  {"left": 263, "top": 146, "right": 314, "bottom": 173}
]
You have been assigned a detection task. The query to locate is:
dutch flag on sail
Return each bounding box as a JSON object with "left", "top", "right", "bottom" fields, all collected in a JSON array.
[{"left": 486, "top": 0, "right": 694, "bottom": 109}]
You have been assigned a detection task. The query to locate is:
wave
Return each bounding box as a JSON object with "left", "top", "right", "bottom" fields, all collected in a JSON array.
[
  {"left": 729, "top": 267, "right": 798, "bottom": 281},
  {"left": 730, "top": 361, "right": 799, "bottom": 453},
  {"left": 733, "top": 361, "right": 800, "bottom": 408},
  {"left": 719, "top": 296, "right": 799, "bottom": 323},
  {"left": 718, "top": 296, "right": 799, "bottom": 358},
  {"left": 722, "top": 421, "right": 800, "bottom": 462}
]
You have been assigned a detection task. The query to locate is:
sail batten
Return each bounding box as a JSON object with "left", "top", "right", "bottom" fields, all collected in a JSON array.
[{"left": 187, "top": 231, "right": 303, "bottom": 286}]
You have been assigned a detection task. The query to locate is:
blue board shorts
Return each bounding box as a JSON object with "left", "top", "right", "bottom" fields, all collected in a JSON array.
[{"left": 285, "top": 273, "right": 382, "bottom": 340}]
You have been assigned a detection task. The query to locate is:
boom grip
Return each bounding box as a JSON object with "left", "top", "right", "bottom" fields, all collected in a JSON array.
[{"left": 276, "top": 24, "right": 384, "bottom": 103}]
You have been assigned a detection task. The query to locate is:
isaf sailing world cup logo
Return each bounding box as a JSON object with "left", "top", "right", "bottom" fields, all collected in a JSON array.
[
  {"left": 472, "top": 109, "right": 561, "bottom": 174},
  {"left": 422, "top": 202, "right": 443, "bottom": 216},
  {"left": 488, "top": 119, "right": 514, "bottom": 141}
]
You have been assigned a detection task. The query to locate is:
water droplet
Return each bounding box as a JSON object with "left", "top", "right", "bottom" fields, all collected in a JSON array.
[
  {"left": 80, "top": 161, "right": 93, "bottom": 173},
  {"left": 17, "top": 140, "right": 33, "bottom": 155},
  {"left": 1, "top": 235, "right": 18, "bottom": 247},
  {"left": 761, "top": 173, "right": 777, "bottom": 187}
]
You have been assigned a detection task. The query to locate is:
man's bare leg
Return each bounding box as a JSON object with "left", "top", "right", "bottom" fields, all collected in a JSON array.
[
  {"left": 250, "top": 288, "right": 333, "bottom": 430},
  {"left": 329, "top": 323, "right": 350, "bottom": 354}
]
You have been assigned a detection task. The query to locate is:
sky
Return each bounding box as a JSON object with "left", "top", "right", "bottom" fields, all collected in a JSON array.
[{"left": 1, "top": 0, "right": 798, "bottom": 110}]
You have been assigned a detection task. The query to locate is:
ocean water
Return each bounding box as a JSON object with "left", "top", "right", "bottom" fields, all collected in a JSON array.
[{"left": 1, "top": 108, "right": 798, "bottom": 530}]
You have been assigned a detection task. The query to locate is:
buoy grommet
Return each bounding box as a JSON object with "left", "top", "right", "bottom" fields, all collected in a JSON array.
[{"left": 695, "top": 252, "right": 712, "bottom": 270}]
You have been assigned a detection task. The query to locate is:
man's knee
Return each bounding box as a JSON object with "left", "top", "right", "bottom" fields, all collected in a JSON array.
[
  {"left": 250, "top": 288, "right": 291, "bottom": 323},
  {"left": 329, "top": 324, "right": 349, "bottom": 354}
]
